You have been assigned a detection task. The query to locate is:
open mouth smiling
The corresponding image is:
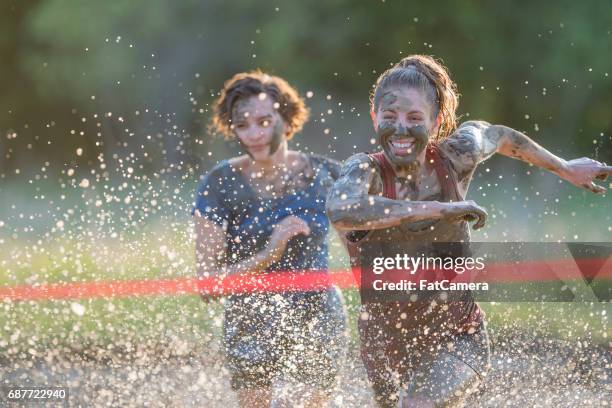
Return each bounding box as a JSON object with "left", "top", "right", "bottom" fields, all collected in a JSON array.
[{"left": 390, "top": 137, "right": 417, "bottom": 155}]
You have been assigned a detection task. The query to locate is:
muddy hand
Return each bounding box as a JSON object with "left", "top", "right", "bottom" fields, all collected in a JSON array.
[
  {"left": 561, "top": 157, "right": 612, "bottom": 194},
  {"left": 445, "top": 200, "right": 488, "bottom": 230}
]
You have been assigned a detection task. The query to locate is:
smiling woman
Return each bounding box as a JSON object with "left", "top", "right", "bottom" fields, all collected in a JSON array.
[
  {"left": 326, "top": 54, "right": 611, "bottom": 408},
  {"left": 210, "top": 70, "right": 309, "bottom": 142},
  {"left": 192, "top": 71, "right": 347, "bottom": 408}
]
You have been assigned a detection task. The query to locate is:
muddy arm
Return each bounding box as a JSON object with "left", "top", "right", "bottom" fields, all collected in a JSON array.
[
  {"left": 443, "top": 120, "right": 612, "bottom": 193},
  {"left": 326, "top": 153, "right": 478, "bottom": 231}
]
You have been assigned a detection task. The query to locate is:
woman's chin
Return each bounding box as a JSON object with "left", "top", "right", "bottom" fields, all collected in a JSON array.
[
  {"left": 385, "top": 154, "right": 421, "bottom": 171},
  {"left": 390, "top": 147, "right": 412, "bottom": 157}
]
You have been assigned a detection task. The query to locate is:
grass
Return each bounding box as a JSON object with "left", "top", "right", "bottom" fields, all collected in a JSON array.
[
  {"left": 1, "top": 288, "right": 608, "bottom": 363},
  {"left": 0, "top": 191, "right": 610, "bottom": 360}
]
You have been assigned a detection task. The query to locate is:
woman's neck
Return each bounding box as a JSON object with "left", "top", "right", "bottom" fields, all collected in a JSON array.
[
  {"left": 249, "top": 141, "right": 291, "bottom": 174},
  {"left": 391, "top": 149, "right": 427, "bottom": 180}
]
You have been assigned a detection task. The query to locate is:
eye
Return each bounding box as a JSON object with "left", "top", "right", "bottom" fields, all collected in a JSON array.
[
  {"left": 382, "top": 111, "right": 396, "bottom": 120},
  {"left": 408, "top": 115, "right": 423, "bottom": 122},
  {"left": 235, "top": 122, "right": 247, "bottom": 130},
  {"left": 260, "top": 119, "right": 271, "bottom": 127}
]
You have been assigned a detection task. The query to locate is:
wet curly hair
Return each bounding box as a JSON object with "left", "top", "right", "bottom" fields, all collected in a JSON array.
[{"left": 210, "top": 70, "right": 310, "bottom": 140}]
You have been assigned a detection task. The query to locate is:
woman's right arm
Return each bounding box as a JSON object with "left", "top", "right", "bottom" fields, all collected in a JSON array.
[
  {"left": 195, "top": 212, "right": 310, "bottom": 299},
  {"left": 326, "top": 153, "right": 488, "bottom": 231},
  {"left": 195, "top": 213, "right": 275, "bottom": 279}
]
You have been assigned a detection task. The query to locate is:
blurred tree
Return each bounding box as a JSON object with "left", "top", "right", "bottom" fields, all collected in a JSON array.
[{"left": 0, "top": 0, "right": 609, "bottom": 179}]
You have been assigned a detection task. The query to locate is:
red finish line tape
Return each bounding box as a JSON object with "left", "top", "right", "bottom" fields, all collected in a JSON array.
[
  {"left": 0, "top": 270, "right": 359, "bottom": 301},
  {"left": 0, "top": 259, "right": 609, "bottom": 301}
]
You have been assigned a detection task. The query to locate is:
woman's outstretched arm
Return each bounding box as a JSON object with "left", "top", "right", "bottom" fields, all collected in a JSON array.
[
  {"left": 442, "top": 120, "right": 612, "bottom": 193},
  {"left": 326, "top": 153, "right": 488, "bottom": 231}
]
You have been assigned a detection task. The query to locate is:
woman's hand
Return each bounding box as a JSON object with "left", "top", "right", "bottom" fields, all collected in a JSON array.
[
  {"left": 444, "top": 200, "right": 488, "bottom": 230},
  {"left": 559, "top": 157, "right": 612, "bottom": 194},
  {"left": 264, "top": 216, "right": 311, "bottom": 264}
]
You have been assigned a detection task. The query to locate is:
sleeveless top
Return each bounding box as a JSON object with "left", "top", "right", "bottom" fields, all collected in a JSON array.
[{"left": 347, "top": 145, "right": 483, "bottom": 347}]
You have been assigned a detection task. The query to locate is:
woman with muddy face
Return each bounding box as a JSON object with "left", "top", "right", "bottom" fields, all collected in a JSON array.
[
  {"left": 327, "top": 55, "right": 611, "bottom": 407},
  {"left": 192, "top": 71, "right": 347, "bottom": 407}
]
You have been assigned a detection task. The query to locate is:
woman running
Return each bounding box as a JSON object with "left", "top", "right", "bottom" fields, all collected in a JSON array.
[
  {"left": 327, "top": 54, "right": 611, "bottom": 407},
  {"left": 192, "top": 71, "right": 347, "bottom": 407}
]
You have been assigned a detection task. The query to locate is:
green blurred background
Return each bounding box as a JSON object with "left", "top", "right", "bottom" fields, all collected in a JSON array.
[
  {"left": 1, "top": 0, "right": 610, "bottom": 241},
  {"left": 0, "top": 0, "right": 610, "bottom": 357}
]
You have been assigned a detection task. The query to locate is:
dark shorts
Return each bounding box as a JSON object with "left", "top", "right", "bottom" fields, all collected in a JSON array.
[
  {"left": 223, "top": 288, "right": 347, "bottom": 391},
  {"left": 359, "top": 305, "right": 491, "bottom": 408}
]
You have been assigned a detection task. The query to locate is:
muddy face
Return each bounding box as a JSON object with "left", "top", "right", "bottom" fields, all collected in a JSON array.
[
  {"left": 378, "top": 122, "right": 429, "bottom": 167},
  {"left": 267, "top": 119, "right": 284, "bottom": 156},
  {"left": 373, "top": 87, "right": 437, "bottom": 170},
  {"left": 231, "top": 95, "right": 287, "bottom": 160}
]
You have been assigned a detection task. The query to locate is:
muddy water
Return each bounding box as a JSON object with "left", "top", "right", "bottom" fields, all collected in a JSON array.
[{"left": 1, "top": 337, "right": 609, "bottom": 407}]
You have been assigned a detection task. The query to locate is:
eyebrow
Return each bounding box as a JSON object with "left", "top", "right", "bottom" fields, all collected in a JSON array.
[
  {"left": 382, "top": 108, "right": 423, "bottom": 115},
  {"left": 233, "top": 113, "right": 273, "bottom": 122}
]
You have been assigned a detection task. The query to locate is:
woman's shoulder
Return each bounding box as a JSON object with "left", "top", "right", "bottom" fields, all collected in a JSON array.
[
  {"left": 226, "top": 155, "right": 250, "bottom": 170},
  {"left": 201, "top": 156, "right": 246, "bottom": 180},
  {"left": 304, "top": 152, "right": 343, "bottom": 179},
  {"left": 194, "top": 158, "right": 243, "bottom": 196}
]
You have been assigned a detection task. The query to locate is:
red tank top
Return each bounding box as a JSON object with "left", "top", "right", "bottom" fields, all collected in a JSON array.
[{"left": 352, "top": 145, "right": 484, "bottom": 341}]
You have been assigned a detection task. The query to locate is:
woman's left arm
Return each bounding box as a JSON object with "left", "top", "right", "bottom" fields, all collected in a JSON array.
[{"left": 444, "top": 120, "right": 612, "bottom": 194}]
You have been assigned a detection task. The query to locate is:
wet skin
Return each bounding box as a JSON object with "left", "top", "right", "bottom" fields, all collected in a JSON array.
[
  {"left": 267, "top": 118, "right": 285, "bottom": 157},
  {"left": 229, "top": 96, "right": 314, "bottom": 199},
  {"left": 327, "top": 88, "right": 612, "bottom": 232},
  {"left": 195, "top": 95, "right": 316, "bottom": 284},
  {"left": 328, "top": 85, "right": 612, "bottom": 408},
  {"left": 378, "top": 123, "right": 429, "bottom": 171},
  {"left": 441, "top": 120, "right": 612, "bottom": 195},
  {"left": 325, "top": 152, "right": 487, "bottom": 231},
  {"left": 328, "top": 87, "right": 487, "bottom": 231},
  {"left": 378, "top": 90, "right": 430, "bottom": 171},
  {"left": 232, "top": 96, "right": 286, "bottom": 160}
]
